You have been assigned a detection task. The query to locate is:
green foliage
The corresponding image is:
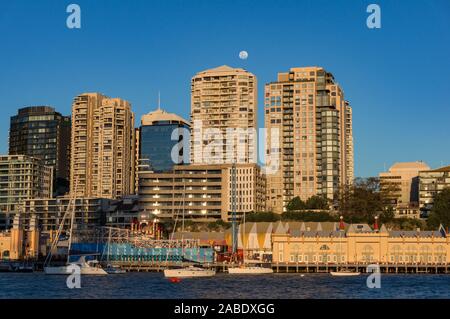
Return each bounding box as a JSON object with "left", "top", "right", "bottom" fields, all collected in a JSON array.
[
  {"left": 336, "top": 177, "right": 395, "bottom": 224},
  {"left": 286, "top": 195, "right": 329, "bottom": 211},
  {"left": 286, "top": 197, "right": 305, "bottom": 211},
  {"left": 386, "top": 217, "right": 427, "bottom": 231},
  {"left": 380, "top": 205, "right": 395, "bottom": 223},
  {"left": 427, "top": 188, "right": 450, "bottom": 229},
  {"left": 245, "top": 211, "right": 281, "bottom": 222},
  {"left": 206, "top": 220, "right": 231, "bottom": 231}
]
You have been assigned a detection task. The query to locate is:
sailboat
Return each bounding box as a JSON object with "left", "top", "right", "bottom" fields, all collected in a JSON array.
[
  {"left": 164, "top": 178, "right": 215, "bottom": 278},
  {"left": 45, "top": 256, "right": 107, "bottom": 275},
  {"left": 44, "top": 180, "right": 107, "bottom": 276},
  {"left": 330, "top": 217, "right": 360, "bottom": 277},
  {"left": 227, "top": 214, "right": 273, "bottom": 275}
]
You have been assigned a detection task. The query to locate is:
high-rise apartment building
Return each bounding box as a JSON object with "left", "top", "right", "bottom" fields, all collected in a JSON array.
[
  {"left": 0, "top": 155, "right": 53, "bottom": 229},
  {"left": 9, "top": 106, "right": 71, "bottom": 183},
  {"left": 190, "top": 65, "right": 257, "bottom": 164},
  {"left": 139, "top": 107, "right": 190, "bottom": 172},
  {"left": 265, "top": 67, "right": 354, "bottom": 213},
  {"left": 70, "top": 93, "right": 135, "bottom": 199}
]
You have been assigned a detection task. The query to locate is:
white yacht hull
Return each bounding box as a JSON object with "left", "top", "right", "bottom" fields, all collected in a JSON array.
[
  {"left": 227, "top": 267, "right": 274, "bottom": 275},
  {"left": 164, "top": 267, "right": 216, "bottom": 278},
  {"left": 330, "top": 271, "right": 361, "bottom": 277},
  {"left": 44, "top": 265, "right": 107, "bottom": 275}
]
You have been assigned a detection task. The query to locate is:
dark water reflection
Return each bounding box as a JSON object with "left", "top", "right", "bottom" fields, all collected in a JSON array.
[{"left": 0, "top": 273, "right": 449, "bottom": 299}]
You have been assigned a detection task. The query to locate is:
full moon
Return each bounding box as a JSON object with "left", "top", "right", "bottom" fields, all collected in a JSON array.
[{"left": 239, "top": 51, "right": 248, "bottom": 60}]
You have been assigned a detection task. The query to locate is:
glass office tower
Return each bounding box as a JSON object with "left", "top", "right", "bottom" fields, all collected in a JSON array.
[
  {"left": 139, "top": 108, "right": 190, "bottom": 172},
  {"left": 9, "top": 106, "right": 71, "bottom": 194}
]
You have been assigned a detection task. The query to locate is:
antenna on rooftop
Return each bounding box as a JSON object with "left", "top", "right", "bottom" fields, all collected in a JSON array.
[{"left": 158, "top": 91, "right": 161, "bottom": 111}]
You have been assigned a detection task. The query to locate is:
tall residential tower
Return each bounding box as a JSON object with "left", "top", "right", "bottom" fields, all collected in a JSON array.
[
  {"left": 265, "top": 67, "right": 354, "bottom": 213},
  {"left": 190, "top": 65, "right": 257, "bottom": 164},
  {"left": 70, "top": 93, "right": 135, "bottom": 199}
]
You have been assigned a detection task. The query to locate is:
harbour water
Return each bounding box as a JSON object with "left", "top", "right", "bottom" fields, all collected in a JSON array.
[{"left": 0, "top": 273, "right": 449, "bottom": 299}]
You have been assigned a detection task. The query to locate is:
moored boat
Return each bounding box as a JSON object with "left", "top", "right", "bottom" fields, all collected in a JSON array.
[
  {"left": 330, "top": 270, "right": 361, "bottom": 276},
  {"left": 227, "top": 266, "right": 273, "bottom": 275},
  {"left": 45, "top": 257, "right": 107, "bottom": 275},
  {"left": 164, "top": 266, "right": 216, "bottom": 278},
  {"left": 105, "top": 264, "right": 126, "bottom": 274}
]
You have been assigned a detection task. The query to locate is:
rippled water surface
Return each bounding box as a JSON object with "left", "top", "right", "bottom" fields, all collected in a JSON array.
[{"left": 0, "top": 273, "right": 449, "bottom": 299}]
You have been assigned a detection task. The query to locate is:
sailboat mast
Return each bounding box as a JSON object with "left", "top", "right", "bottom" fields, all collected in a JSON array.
[
  {"left": 107, "top": 227, "right": 112, "bottom": 264},
  {"left": 66, "top": 177, "right": 78, "bottom": 264},
  {"left": 243, "top": 211, "right": 246, "bottom": 265},
  {"left": 66, "top": 198, "right": 76, "bottom": 264},
  {"left": 231, "top": 162, "right": 237, "bottom": 254}
]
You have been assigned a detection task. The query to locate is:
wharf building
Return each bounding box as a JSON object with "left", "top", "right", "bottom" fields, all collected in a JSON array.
[
  {"left": 9, "top": 106, "right": 71, "bottom": 195},
  {"left": 264, "top": 67, "right": 353, "bottom": 213},
  {"left": 272, "top": 222, "right": 449, "bottom": 265},
  {"left": 379, "top": 161, "right": 430, "bottom": 218},
  {"left": 0, "top": 214, "right": 40, "bottom": 260},
  {"left": 419, "top": 165, "right": 450, "bottom": 216},
  {"left": 70, "top": 93, "right": 135, "bottom": 199},
  {"left": 138, "top": 163, "right": 266, "bottom": 222},
  {"left": 0, "top": 155, "right": 53, "bottom": 229}
]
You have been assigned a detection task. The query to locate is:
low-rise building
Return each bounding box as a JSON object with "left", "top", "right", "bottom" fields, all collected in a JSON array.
[
  {"left": 105, "top": 195, "right": 140, "bottom": 229},
  {"left": 0, "top": 214, "right": 40, "bottom": 260},
  {"left": 379, "top": 161, "right": 430, "bottom": 218},
  {"left": 272, "top": 223, "right": 449, "bottom": 265},
  {"left": 419, "top": 165, "right": 450, "bottom": 215},
  {"left": 138, "top": 163, "right": 266, "bottom": 222},
  {"left": 21, "top": 197, "right": 112, "bottom": 233},
  {"left": 0, "top": 155, "right": 53, "bottom": 229}
]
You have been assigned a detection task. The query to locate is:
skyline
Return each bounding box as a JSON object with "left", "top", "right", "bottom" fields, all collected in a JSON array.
[{"left": 1, "top": 0, "right": 450, "bottom": 178}]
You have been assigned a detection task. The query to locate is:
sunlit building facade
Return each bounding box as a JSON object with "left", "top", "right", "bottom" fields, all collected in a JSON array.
[
  {"left": 9, "top": 106, "right": 71, "bottom": 184},
  {"left": 264, "top": 67, "right": 354, "bottom": 213},
  {"left": 190, "top": 65, "right": 257, "bottom": 164},
  {"left": 379, "top": 161, "right": 430, "bottom": 218},
  {"left": 70, "top": 93, "right": 135, "bottom": 199},
  {"left": 138, "top": 163, "right": 266, "bottom": 222},
  {"left": 0, "top": 155, "right": 53, "bottom": 229},
  {"left": 419, "top": 165, "right": 450, "bottom": 215}
]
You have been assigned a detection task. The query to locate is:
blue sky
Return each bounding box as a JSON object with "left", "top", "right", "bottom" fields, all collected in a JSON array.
[{"left": 0, "top": 0, "right": 449, "bottom": 177}]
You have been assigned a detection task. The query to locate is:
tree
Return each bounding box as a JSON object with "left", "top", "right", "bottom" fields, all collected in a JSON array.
[
  {"left": 206, "top": 220, "right": 231, "bottom": 231},
  {"left": 286, "top": 197, "right": 305, "bottom": 211},
  {"left": 281, "top": 210, "right": 337, "bottom": 222},
  {"left": 286, "top": 195, "right": 329, "bottom": 211},
  {"left": 427, "top": 188, "right": 450, "bottom": 229},
  {"left": 335, "top": 177, "right": 395, "bottom": 223},
  {"left": 380, "top": 205, "right": 395, "bottom": 223},
  {"left": 245, "top": 211, "right": 281, "bottom": 222},
  {"left": 305, "top": 195, "right": 329, "bottom": 210}
]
